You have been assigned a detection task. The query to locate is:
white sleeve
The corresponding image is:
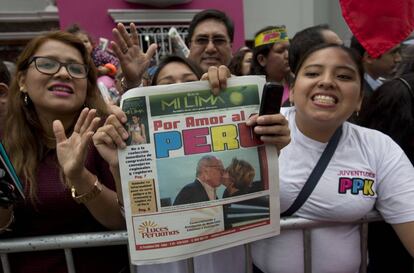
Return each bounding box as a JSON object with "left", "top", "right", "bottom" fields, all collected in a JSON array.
[{"left": 374, "top": 135, "right": 414, "bottom": 224}]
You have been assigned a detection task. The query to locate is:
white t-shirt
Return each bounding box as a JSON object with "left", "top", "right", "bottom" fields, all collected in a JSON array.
[{"left": 251, "top": 107, "right": 414, "bottom": 273}]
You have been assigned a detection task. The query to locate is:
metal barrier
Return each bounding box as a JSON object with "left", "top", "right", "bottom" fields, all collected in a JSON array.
[
  {"left": 0, "top": 231, "right": 129, "bottom": 273},
  {"left": 0, "top": 211, "right": 382, "bottom": 273}
]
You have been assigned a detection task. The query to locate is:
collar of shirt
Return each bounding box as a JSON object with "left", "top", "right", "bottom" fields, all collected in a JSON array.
[
  {"left": 198, "top": 179, "right": 217, "bottom": 201},
  {"left": 365, "top": 73, "right": 383, "bottom": 91}
]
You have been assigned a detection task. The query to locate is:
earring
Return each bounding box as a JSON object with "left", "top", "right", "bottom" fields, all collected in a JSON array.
[
  {"left": 20, "top": 86, "right": 30, "bottom": 106},
  {"left": 356, "top": 111, "right": 359, "bottom": 117},
  {"left": 24, "top": 93, "right": 29, "bottom": 105}
]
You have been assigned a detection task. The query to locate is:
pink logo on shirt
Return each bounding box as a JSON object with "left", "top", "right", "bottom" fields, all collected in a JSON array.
[{"left": 338, "top": 177, "right": 375, "bottom": 196}]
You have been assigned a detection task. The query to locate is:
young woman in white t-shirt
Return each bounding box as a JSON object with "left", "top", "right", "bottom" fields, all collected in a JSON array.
[{"left": 251, "top": 43, "right": 414, "bottom": 273}]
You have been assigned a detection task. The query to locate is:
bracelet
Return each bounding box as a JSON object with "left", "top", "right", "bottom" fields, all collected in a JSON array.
[
  {"left": 71, "top": 179, "right": 103, "bottom": 204},
  {"left": 0, "top": 209, "right": 14, "bottom": 233},
  {"left": 120, "top": 76, "right": 129, "bottom": 92},
  {"left": 120, "top": 76, "right": 141, "bottom": 92}
]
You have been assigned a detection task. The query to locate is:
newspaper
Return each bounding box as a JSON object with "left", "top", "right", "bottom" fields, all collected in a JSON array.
[
  {"left": 0, "top": 142, "right": 25, "bottom": 204},
  {"left": 118, "top": 75, "right": 280, "bottom": 265}
]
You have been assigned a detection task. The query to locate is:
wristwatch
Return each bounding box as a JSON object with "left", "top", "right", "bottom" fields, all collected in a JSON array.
[{"left": 71, "top": 180, "right": 103, "bottom": 204}]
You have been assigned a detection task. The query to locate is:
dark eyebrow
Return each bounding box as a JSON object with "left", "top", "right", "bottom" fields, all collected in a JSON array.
[
  {"left": 182, "top": 72, "right": 198, "bottom": 78},
  {"left": 303, "top": 64, "right": 357, "bottom": 73},
  {"left": 41, "top": 56, "right": 84, "bottom": 64},
  {"left": 302, "top": 64, "right": 323, "bottom": 69},
  {"left": 157, "top": 75, "right": 174, "bottom": 82},
  {"left": 195, "top": 34, "right": 227, "bottom": 39}
]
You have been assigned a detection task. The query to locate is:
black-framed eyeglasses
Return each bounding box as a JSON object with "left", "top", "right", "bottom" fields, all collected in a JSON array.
[
  {"left": 192, "top": 35, "right": 229, "bottom": 47},
  {"left": 29, "top": 56, "right": 89, "bottom": 79}
]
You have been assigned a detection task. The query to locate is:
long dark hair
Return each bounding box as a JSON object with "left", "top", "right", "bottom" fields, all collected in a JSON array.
[{"left": 3, "top": 31, "right": 107, "bottom": 202}]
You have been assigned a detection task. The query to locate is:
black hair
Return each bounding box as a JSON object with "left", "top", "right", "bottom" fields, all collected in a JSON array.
[
  {"left": 350, "top": 35, "right": 366, "bottom": 58},
  {"left": 293, "top": 43, "right": 364, "bottom": 94},
  {"left": 186, "top": 9, "right": 234, "bottom": 45},
  {"left": 151, "top": 55, "right": 203, "bottom": 86},
  {"left": 66, "top": 23, "right": 82, "bottom": 34},
  {"left": 0, "top": 60, "right": 11, "bottom": 86},
  {"left": 358, "top": 73, "right": 414, "bottom": 163},
  {"left": 66, "top": 23, "right": 94, "bottom": 45},
  {"left": 228, "top": 47, "right": 252, "bottom": 76},
  {"left": 251, "top": 25, "right": 286, "bottom": 76},
  {"left": 289, "top": 24, "right": 332, "bottom": 74}
]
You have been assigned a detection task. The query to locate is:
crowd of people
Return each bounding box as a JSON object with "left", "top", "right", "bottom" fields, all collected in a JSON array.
[{"left": 0, "top": 7, "right": 413, "bottom": 273}]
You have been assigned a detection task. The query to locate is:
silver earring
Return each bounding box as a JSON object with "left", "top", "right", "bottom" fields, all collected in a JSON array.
[{"left": 24, "top": 93, "right": 29, "bottom": 105}]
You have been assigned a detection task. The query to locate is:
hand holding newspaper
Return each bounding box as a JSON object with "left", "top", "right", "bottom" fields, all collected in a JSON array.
[{"left": 118, "top": 76, "right": 280, "bottom": 265}]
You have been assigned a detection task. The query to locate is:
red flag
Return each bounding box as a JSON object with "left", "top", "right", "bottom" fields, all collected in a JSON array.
[{"left": 340, "top": 0, "right": 414, "bottom": 58}]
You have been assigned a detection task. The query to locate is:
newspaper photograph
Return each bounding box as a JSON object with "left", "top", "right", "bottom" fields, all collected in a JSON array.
[{"left": 118, "top": 75, "right": 280, "bottom": 265}]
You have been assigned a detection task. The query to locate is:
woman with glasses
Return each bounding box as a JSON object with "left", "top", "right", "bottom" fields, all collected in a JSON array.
[{"left": 0, "top": 31, "right": 129, "bottom": 273}]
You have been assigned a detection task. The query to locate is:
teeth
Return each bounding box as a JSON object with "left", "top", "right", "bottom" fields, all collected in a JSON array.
[
  {"left": 313, "top": 95, "right": 336, "bottom": 105},
  {"left": 51, "top": 86, "right": 72, "bottom": 93}
]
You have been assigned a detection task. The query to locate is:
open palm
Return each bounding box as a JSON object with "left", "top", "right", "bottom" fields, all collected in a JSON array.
[{"left": 53, "top": 108, "right": 101, "bottom": 180}]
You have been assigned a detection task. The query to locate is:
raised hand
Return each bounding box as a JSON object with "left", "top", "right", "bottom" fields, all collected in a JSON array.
[
  {"left": 200, "top": 65, "right": 232, "bottom": 96},
  {"left": 53, "top": 108, "right": 101, "bottom": 180},
  {"left": 93, "top": 114, "right": 129, "bottom": 168},
  {"left": 111, "top": 22, "right": 158, "bottom": 91}
]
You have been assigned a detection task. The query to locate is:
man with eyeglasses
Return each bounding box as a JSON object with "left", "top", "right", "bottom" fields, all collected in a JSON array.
[
  {"left": 187, "top": 9, "right": 234, "bottom": 73},
  {"left": 111, "top": 10, "right": 234, "bottom": 91},
  {"left": 173, "top": 155, "right": 225, "bottom": 205}
]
